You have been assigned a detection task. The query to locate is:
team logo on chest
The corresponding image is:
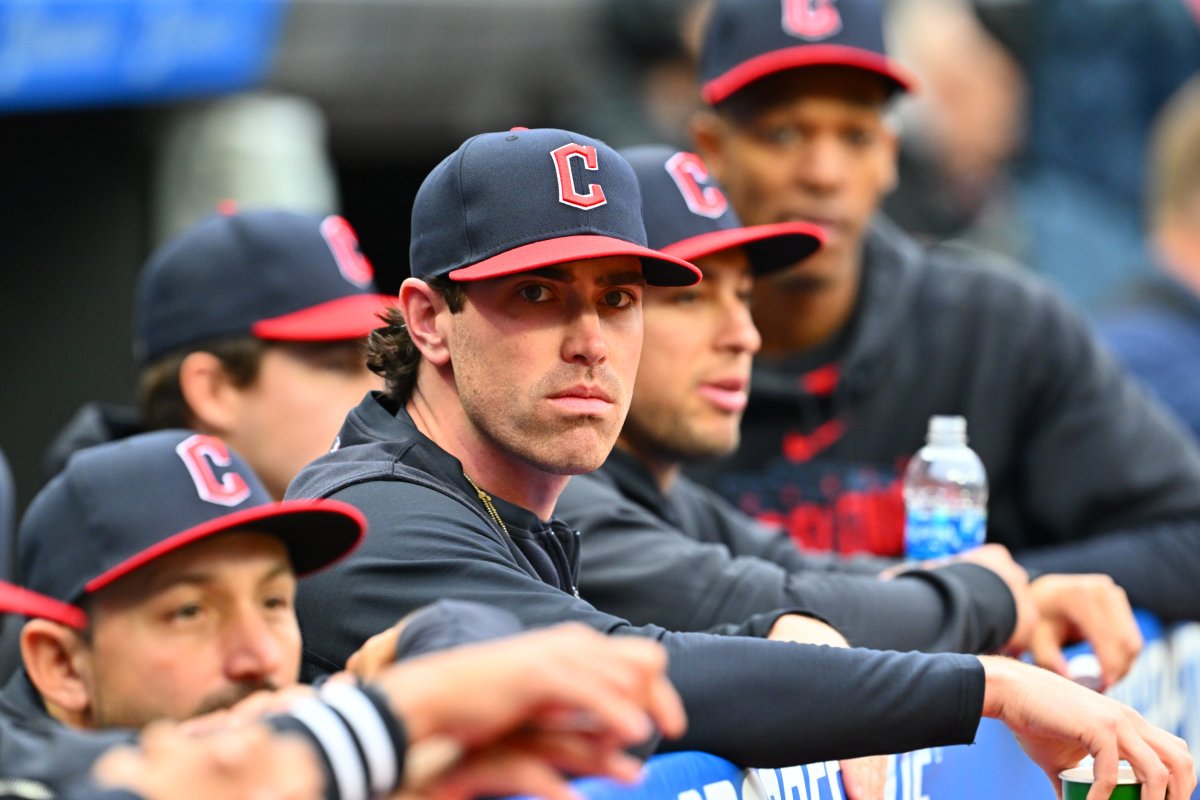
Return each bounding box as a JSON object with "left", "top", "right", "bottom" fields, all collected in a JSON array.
[
  {"left": 175, "top": 434, "right": 252, "bottom": 507},
  {"left": 665, "top": 151, "right": 728, "bottom": 219},
  {"left": 782, "top": 0, "right": 842, "bottom": 40},
  {"left": 551, "top": 143, "right": 608, "bottom": 210}
]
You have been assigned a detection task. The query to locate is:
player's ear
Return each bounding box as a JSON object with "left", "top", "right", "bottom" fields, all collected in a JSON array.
[
  {"left": 398, "top": 278, "right": 452, "bottom": 367},
  {"left": 178, "top": 350, "right": 244, "bottom": 435},
  {"left": 691, "top": 109, "right": 731, "bottom": 183},
  {"left": 21, "top": 619, "right": 94, "bottom": 727}
]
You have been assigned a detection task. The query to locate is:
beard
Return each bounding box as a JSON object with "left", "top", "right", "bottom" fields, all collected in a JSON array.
[
  {"left": 90, "top": 677, "right": 281, "bottom": 730},
  {"left": 458, "top": 364, "right": 629, "bottom": 477},
  {"left": 620, "top": 404, "right": 740, "bottom": 466},
  {"left": 190, "top": 678, "right": 282, "bottom": 717}
]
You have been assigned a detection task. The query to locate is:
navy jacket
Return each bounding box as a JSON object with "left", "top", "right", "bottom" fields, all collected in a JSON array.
[
  {"left": 560, "top": 448, "right": 1016, "bottom": 652},
  {"left": 0, "top": 670, "right": 136, "bottom": 798},
  {"left": 289, "top": 393, "right": 987, "bottom": 768},
  {"left": 0, "top": 668, "right": 406, "bottom": 800}
]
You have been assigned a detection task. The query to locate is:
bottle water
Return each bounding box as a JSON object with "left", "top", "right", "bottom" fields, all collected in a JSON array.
[{"left": 903, "top": 415, "right": 988, "bottom": 560}]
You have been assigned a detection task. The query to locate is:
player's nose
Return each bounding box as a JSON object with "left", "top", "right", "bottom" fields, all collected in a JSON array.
[{"left": 223, "top": 612, "right": 287, "bottom": 681}]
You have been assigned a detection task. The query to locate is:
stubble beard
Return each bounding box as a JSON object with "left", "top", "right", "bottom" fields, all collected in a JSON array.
[
  {"left": 622, "top": 403, "right": 740, "bottom": 467},
  {"left": 92, "top": 678, "right": 279, "bottom": 730},
  {"left": 459, "top": 367, "right": 628, "bottom": 478}
]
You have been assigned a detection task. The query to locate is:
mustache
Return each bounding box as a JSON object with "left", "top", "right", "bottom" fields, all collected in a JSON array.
[{"left": 192, "top": 679, "right": 282, "bottom": 716}]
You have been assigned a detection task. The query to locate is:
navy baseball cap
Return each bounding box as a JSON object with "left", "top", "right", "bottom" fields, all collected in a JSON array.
[
  {"left": 410, "top": 128, "right": 701, "bottom": 287},
  {"left": 700, "top": 0, "right": 917, "bottom": 106},
  {"left": 135, "top": 209, "right": 395, "bottom": 365},
  {"left": 622, "top": 145, "right": 824, "bottom": 275},
  {"left": 18, "top": 430, "right": 365, "bottom": 627},
  {"left": 0, "top": 582, "right": 87, "bottom": 630}
]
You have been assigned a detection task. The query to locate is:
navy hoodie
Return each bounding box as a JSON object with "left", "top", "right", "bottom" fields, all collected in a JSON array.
[
  {"left": 691, "top": 218, "right": 1200, "bottom": 622},
  {"left": 288, "top": 392, "right": 987, "bottom": 768},
  {"left": 559, "top": 448, "right": 1016, "bottom": 653}
]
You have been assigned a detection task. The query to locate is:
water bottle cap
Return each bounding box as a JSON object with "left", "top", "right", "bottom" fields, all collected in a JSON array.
[{"left": 927, "top": 415, "right": 967, "bottom": 443}]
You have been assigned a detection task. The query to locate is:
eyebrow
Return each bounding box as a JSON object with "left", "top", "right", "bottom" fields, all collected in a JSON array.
[
  {"left": 145, "top": 561, "right": 294, "bottom": 595},
  {"left": 522, "top": 267, "right": 646, "bottom": 287}
]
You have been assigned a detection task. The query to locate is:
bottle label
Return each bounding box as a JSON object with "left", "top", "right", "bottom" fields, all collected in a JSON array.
[{"left": 905, "top": 507, "right": 987, "bottom": 560}]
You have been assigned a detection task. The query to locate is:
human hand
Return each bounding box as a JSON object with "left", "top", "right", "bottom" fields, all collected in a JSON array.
[
  {"left": 767, "top": 613, "right": 850, "bottom": 647},
  {"left": 838, "top": 755, "right": 887, "bottom": 800},
  {"left": 92, "top": 720, "right": 324, "bottom": 800},
  {"left": 1027, "top": 574, "right": 1142, "bottom": 690},
  {"left": 178, "top": 684, "right": 329, "bottom": 736},
  {"left": 399, "top": 726, "right": 647, "bottom": 800},
  {"left": 373, "top": 622, "right": 686, "bottom": 749},
  {"left": 979, "top": 655, "right": 1194, "bottom": 800},
  {"left": 347, "top": 618, "right": 408, "bottom": 680}
]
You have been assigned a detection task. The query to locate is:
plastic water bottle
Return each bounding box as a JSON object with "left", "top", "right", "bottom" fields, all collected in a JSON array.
[{"left": 903, "top": 415, "right": 988, "bottom": 560}]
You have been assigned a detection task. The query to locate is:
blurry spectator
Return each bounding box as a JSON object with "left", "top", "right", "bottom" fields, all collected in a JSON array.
[
  {"left": 1100, "top": 75, "right": 1200, "bottom": 443},
  {"left": 883, "top": 0, "right": 1027, "bottom": 262},
  {"left": 973, "top": 0, "right": 1200, "bottom": 309},
  {"left": 43, "top": 209, "right": 392, "bottom": 499}
]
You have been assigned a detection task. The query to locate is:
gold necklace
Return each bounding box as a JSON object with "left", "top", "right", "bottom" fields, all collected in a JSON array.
[
  {"left": 464, "top": 472, "right": 580, "bottom": 599},
  {"left": 463, "top": 473, "right": 509, "bottom": 538}
]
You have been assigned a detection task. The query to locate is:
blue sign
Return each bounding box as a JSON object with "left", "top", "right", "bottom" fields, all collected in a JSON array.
[
  {"left": 572, "top": 753, "right": 849, "bottom": 800},
  {"left": 0, "top": 0, "right": 287, "bottom": 112},
  {"left": 568, "top": 614, "right": 1200, "bottom": 800}
]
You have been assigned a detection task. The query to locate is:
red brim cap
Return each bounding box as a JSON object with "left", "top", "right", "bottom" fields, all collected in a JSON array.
[
  {"left": 84, "top": 499, "right": 366, "bottom": 596},
  {"left": 702, "top": 44, "right": 918, "bottom": 105},
  {"left": 447, "top": 234, "right": 702, "bottom": 287},
  {"left": 251, "top": 294, "right": 396, "bottom": 342},
  {"left": 660, "top": 221, "right": 825, "bottom": 276},
  {"left": 0, "top": 581, "right": 87, "bottom": 630}
]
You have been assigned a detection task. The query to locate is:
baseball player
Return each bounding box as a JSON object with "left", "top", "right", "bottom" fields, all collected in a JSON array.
[
  {"left": 286, "top": 125, "right": 1193, "bottom": 798},
  {"left": 685, "top": 0, "right": 1200, "bottom": 633},
  {"left": 45, "top": 208, "right": 393, "bottom": 500},
  {"left": 3, "top": 429, "right": 683, "bottom": 800}
]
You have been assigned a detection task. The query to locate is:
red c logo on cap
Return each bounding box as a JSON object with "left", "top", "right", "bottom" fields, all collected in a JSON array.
[
  {"left": 175, "top": 434, "right": 252, "bottom": 508},
  {"left": 320, "top": 215, "right": 375, "bottom": 288},
  {"left": 551, "top": 143, "right": 608, "bottom": 210},
  {"left": 782, "top": 0, "right": 842, "bottom": 40},
  {"left": 665, "top": 152, "right": 728, "bottom": 219}
]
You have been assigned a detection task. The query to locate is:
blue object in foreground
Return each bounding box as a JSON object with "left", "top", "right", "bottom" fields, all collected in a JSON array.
[
  {"left": 574, "top": 752, "right": 848, "bottom": 800},
  {"left": 0, "top": 0, "right": 287, "bottom": 112}
]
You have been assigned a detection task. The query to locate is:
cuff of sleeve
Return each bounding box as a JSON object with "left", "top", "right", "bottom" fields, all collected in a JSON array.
[
  {"left": 928, "top": 562, "right": 1018, "bottom": 652},
  {"left": 271, "top": 683, "right": 408, "bottom": 800},
  {"left": 353, "top": 684, "right": 409, "bottom": 791},
  {"left": 960, "top": 655, "right": 987, "bottom": 742},
  {"left": 266, "top": 714, "right": 339, "bottom": 799}
]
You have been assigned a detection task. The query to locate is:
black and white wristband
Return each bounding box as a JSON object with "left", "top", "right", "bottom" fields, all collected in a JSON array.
[{"left": 274, "top": 682, "right": 407, "bottom": 800}]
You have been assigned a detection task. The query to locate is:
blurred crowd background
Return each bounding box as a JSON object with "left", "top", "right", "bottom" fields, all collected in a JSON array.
[{"left": 2, "top": 0, "right": 1198, "bottom": 512}]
